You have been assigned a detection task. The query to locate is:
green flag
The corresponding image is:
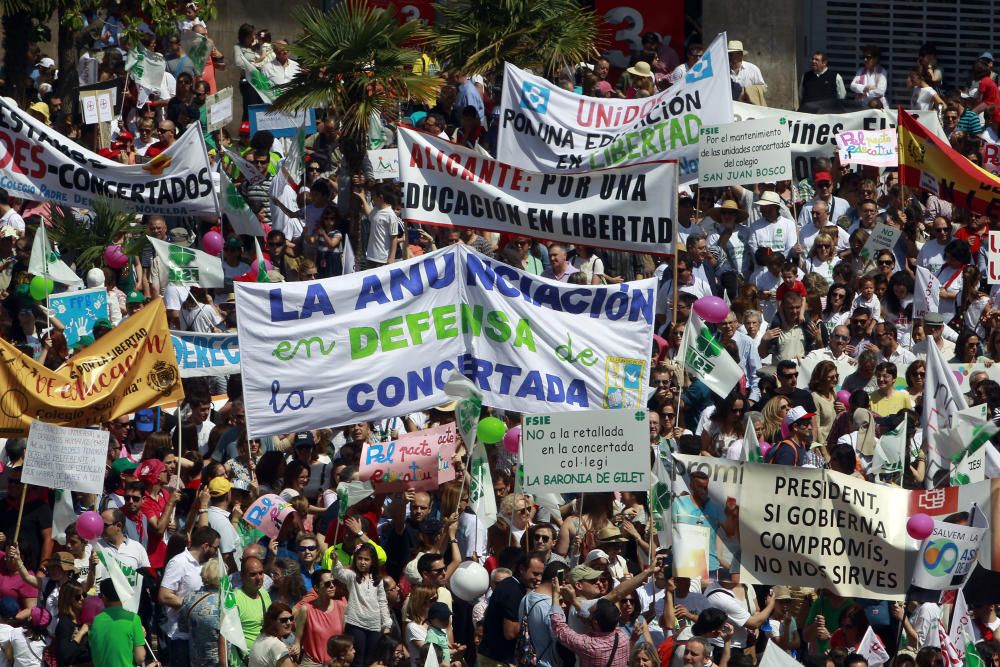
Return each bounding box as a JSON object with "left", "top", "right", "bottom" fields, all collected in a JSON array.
[
  {"left": 741, "top": 415, "right": 764, "bottom": 463},
  {"left": 180, "top": 30, "right": 211, "bottom": 73},
  {"left": 218, "top": 551, "right": 247, "bottom": 652},
  {"left": 678, "top": 312, "right": 743, "bottom": 398}
]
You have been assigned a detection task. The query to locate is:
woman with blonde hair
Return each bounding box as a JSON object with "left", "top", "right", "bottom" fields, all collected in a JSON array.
[
  {"left": 403, "top": 584, "right": 438, "bottom": 665},
  {"left": 806, "top": 231, "right": 841, "bottom": 282},
  {"left": 760, "top": 395, "right": 791, "bottom": 443}
]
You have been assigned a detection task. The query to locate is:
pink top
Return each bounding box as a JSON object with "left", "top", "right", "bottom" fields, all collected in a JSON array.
[{"left": 300, "top": 598, "right": 347, "bottom": 663}]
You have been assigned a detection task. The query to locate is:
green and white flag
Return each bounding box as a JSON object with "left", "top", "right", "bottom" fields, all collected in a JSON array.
[
  {"left": 126, "top": 46, "right": 166, "bottom": 93},
  {"left": 29, "top": 221, "right": 82, "bottom": 287},
  {"left": 444, "top": 371, "right": 483, "bottom": 448},
  {"left": 247, "top": 68, "right": 278, "bottom": 103},
  {"left": 741, "top": 415, "right": 763, "bottom": 463},
  {"left": 336, "top": 480, "right": 374, "bottom": 520},
  {"left": 96, "top": 547, "right": 142, "bottom": 612},
  {"left": 872, "top": 423, "right": 906, "bottom": 475},
  {"left": 469, "top": 442, "right": 497, "bottom": 529},
  {"left": 148, "top": 235, "right": 224, "bottom": 288},
  {"left": 218, "top": 551, "right": 248, "bottom": 653},
  {"left": 220, "top": 167, "right": 263, "bottom": 236},
  {"left": 678, "top": 312, "right": 743, "bottom": 398},
  {"left": 180, "top": 30, "right": 211, "bottom": 73},
  {"left": 649, "top": 452, "right": 672, "bottom": 550},
  {"left": 948, "top": 421, "right": 998, "bottom": 486},
  {"left": 223, "top": 147, "right": 266, "bottom": 185},
  {"left": 253, "top": 238, "right": 270, "bottom": 283}
]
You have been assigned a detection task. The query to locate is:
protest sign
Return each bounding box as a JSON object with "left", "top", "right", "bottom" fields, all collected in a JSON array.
[
  {"left": 835, "top": 129, "right": 898, "bottom": 168},
  {"left": 678, "top": 312, "right": 743, "bottom": 398},
  {"left": 235, "top": 244, "right": 654, "bottom": 437},
  {"left": 739, "top": 463, "right": 910, "bottom": 599},
  {"left": 0, "top": 300, "right": 182, "bottom": 436},
  {"left": 671, "top": 454, "right": 742, "bottom": 579},
  {"left": 988, "top": 232, "right": 1000, "bottom": 284},
  {"left": 911, "top": 520, "right": 985, "bottom": 591},
  {"left": 248, "top": 105, "right": 317, "bottom": 139},
  {"left": 0, "top": 98, "right": 217, "bottom": 216},
  {"left": 206, "top": 87, "right": 234, "bottom": 132},
  {"left": 399, "top": 128, "right": 676, "bottom": 252},
  {"left": 910, "top": 482, "right": 1000, "bottom": 571},
  {"left": 698, "top": 117, "right": 791, "bottom": 187},
  {"left": 80, "top": 88, "right": 114, "bottom": 125},
  {"left": 914, "top": 266, "right": 940, "bottom": 320},
  {"left": 521, "top": 409, "right": 648, "bottom": 493},
  {"left": 48, "top": 287, "right": 108, "bottom": 347},
  {"left": 859, "top": 223, "right": 902, "bottom": 261},
  {"left": 148, "top": 236, "right": 224, "bottom": 288},
  {"left": 22, "top": 421, "right": 109, "bottom": 494},
  {"left": 899, "top": 111, "right": 1000, "bottom": 218},
  {"left": 732, "top": 103, "right": 944, "bottom": 182},
  {"left": 497, "top": 33, "right": 732, "bottom": 181},
  {"left": 170, "top": 331, "right": 240, "bottom": 378},
  {"left": 359, "top": 422, "right": 457, "bottom": 491},
  {"left": 242, "top": 493, "right": 294, "bottom": 538},
  {"left": 369, "top": 148, "right": 400, "bottom": 180}
]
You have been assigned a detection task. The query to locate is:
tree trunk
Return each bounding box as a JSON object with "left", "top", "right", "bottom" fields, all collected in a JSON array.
[
  {"left": 56, "top": 8, "right": 79, "bottom": 102},
  {"left": 2, "top": 10, "right": 32, "bottom": 106}
]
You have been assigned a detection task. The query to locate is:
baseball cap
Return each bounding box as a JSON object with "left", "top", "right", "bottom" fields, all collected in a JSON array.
[
  {"left": 280, "top": 488, "right": 301, "bottom": 501},
  {"left": 981, "top": 51, "right": 995, "bottom": 61},
  {"left": 924, "top": 312, "right": 945, "bottom": 326},
  {"left": 126, "top": 290, "right": 146, "bottom": 305},
  {"left": 169, "top": 227, "right": 192, "bottom": 247},
  {"left": 224, "top": 236, "right": 243, "bottom": 250},
  {"left": 134, "top": 409, "right": 155, "bottom": 432},
  {"left": 787, "top": 405, "right": 816, "bottom": 424},
  {"left": 136, "top": 459, "right": 164, "bottom": 486},
  {"left": 111, "top": 458, "right": 139, "bottom": 475},
  {"left": 38, "top": 57, "right": 55, "bottom": 69},
  {"left": 568, "top": 565, "right": 603, "bottom": 583},
  {"left": 584, "top": 549, "right": 610, "bottom": 564},
  {"left": 772, "top": 585, "right": 793, "bottom": 600},
  {"left": 208, "top": 477, "right": 233, "bottom": 497},
  {"left": 293, "top": 432, "right": 315, "bottom": 448},
  {"left": 93, "top": 318, "right": 113, "bottom": 330},
  {"left": 239, "top": 121, "right": 251, "bottom": 136},
  {"left": 813, "top": 171, "right": 833, "bottom": 184}
]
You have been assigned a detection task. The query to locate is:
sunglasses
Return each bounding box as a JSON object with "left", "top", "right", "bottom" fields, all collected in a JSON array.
[
  {"left": 662, "top": 412, "right": 676, "bottom": 418},
  {"left": 533, "top": 535, "right": 551, "bottom": 542},
  {"left": 781, "top": 372, "right": 798, "bottom": 379},
  {"left": 877, "top": 259, "right": 894, "bottom": 265},
  {"left": 279, "top": 616, "right": 294, "bottom": 623},
  {"left": 125, "top": 495, "right": 142, "bottom": 502},
  {"left": 303, "top": 272, "right": 318, "bottom": 278},
  {"left": 298, "top": 545, "right": 318, "bottom": 552}
]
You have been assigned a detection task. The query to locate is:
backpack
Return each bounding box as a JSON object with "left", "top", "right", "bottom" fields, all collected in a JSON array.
[
  {"left": 516, "top": 598, "right": 547, "bottom": 667},
  {"left": 764, "top": 439, "right": 801, "bottom": 466}
]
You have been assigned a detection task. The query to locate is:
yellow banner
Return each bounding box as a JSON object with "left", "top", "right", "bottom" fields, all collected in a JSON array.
[{"left": 0, "top": 299, "right": 183, "bottom": 436}]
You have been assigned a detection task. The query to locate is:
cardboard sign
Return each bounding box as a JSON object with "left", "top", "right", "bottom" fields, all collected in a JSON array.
[
  {"left": 248, "top": 104, "right": 316, "bottom": 138},
  {"left": 859, "top": 223, "right": 902, "bottom": 261},
  {"left": 911, "top": 520, "right": 985, "bottom": 590},
  {"left": 699, "top": 117, "right": 792, "bottom": 187},
  {"left": 242, "top": 493, "right": 295, "bottom": 538},
  {"left": 521, "top": 409, "right": 648, "bottom": 492},
  {"left": 836, "top": 129, "right": 898, "bottom": 168},
  {"left": 206, "top": 87, "right": 233, "bottom": 132},
  {"left": 22, "top": 421, "right": 109, "bottom": 494},
  {"left": 48, "top": 287, "right": 108, "bottom": 347},
  {"left": 360, "top": 422, "right": 457, "bottom": 491}
]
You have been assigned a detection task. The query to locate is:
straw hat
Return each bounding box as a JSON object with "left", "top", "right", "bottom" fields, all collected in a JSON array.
[
  {"left": 626, "top": 61, "right": 653, "bottom": 78},
  {"left": 706, "top": 199, "right": 749, "bottom": 222}
]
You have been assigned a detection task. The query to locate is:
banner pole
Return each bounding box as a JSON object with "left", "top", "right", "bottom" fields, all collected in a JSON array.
[
  {"left": 11, "top": 484, "right": 27, "bottom": 545},
  {"left": 673, "top": 172, "right": 681, "bottom": 324},
  {"left": 570, "top": 494, "right": 585, "bottom": 565}
]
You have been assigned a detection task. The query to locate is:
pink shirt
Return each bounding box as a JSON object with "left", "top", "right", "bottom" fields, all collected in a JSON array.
[{"left": 299, "top": 598, "right": 347, "bottom": 663}]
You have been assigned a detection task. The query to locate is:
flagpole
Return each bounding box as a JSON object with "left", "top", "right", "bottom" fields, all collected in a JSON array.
[
  {"left": 570, "top": 494, "right": 584, "bottom": 565},
  {"left": 11, "top": 484, "right": 27, "bottom": 545}
]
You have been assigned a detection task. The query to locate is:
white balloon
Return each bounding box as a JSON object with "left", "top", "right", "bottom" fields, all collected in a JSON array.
[{"left": 449, "top": 560, "right": 489, "bottom": 602}]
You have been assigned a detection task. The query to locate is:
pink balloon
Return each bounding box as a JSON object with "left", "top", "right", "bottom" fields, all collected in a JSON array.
[
  {"left": 503, "top": 425, "right": 521, "bottom": 454},
  {"left": 202, "top": 231, "right": 224, "bottom": 256},
  {"left": 907, "top": 513, "right": 935, "bottom": 540},
  {"left": 80, "top": 596, "right": 104, "bottom": 625},
  {"left": 76, "top": 510, "right": 104, "bottom": 541},
  {"left": 103, "top": 245, "right": 128, "bottom": 270},
  {"left": 250, "top": 258, "right": 273, "bottom": 275},
  {"left": 693, "top": 296, "right": 730, "bottom": 324},
  {"left": 836, "top": 390, "right": 852, "bottom": 406}
]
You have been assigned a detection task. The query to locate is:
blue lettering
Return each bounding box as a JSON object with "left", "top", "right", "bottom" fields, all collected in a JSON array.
[
  {"left": 355, "top": 276, "right": 390, "bottom": 310},
  {"left": 221, "top": 337, "right": 240, "bottom": 363},
  {"left": 301, "top": 284, "right": 335, "bottom": 319},
  {"left": 464, "top": 253, "right": 495, "bottom": 289},
  {"left": 347, "top": 383, "right": 374, "bottom": 412},
  {"left": 388, "top": 263, "right": 426, "bottom": 300},
  {"left": 195, "top": 337, "right": 211, "bottom": 367},
  {"left": 630, "top": 287, "right": 654, "bottom": 324},
  {"left": 269, "top": 288, "right": 299, "bottom": 322}
]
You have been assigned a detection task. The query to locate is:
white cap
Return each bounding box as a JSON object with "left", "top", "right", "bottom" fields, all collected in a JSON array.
[
  {"left": 85, "top": 268, "right": 105, "bottom": 288},
  {"left": 471, "top": 74, "right": 484, "bottom": 85},
  {"left": 38, "top": 57, "right": 55, "bottom": 69},
  {"left": 787, "top": 406, "right": 815, "bottom": 423},
  {"left": 279, "top": 488, "right": 300, "bottom": 501},
  {"left": 584, "top": 549, "right": 610, "bottom": 563}
]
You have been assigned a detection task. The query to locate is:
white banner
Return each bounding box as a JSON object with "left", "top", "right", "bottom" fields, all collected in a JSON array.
[
  {"left": 148, "top": 236, "right": 224, "bottom": 288},
  {"left": 234, "top": 244, "right": 655, "bottom": 437},
  {"left": 521, "top": 409, "right": 648, "bottom": 492},
  {"left": 497, "top": 33, "right": 732, "bottom": 181},
  {"left": 732, "top": 103, "right": 945, "bottom": 182},
  {"left": 170, "top": 331, "right": 240, "bottom": 377},
  {"left": 399, "top": 128, "right": 676, "bottom": 252},
  {"left": 912, "top": 520, "right": 985, "bottom": 591},
  {"left": 914, "top": 266, "right": 941, "bottom": 320},
  {"left": 0, "top": 98, "right": 217, "bottom": 216},
  {"left": 988, "top": 231, "right": 1000, "bottom": 284},
  {"left": 22, "top": 421, "right": 109, "bottom": 495},
  {"left": 698, "top": 117, "right": 792, "bottom": 187}
]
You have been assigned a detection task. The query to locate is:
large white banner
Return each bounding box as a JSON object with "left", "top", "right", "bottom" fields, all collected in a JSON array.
[
  {"left": 521, "top": 409, "right": 648, "bottom": 492},
  {"left": 399, "top": 128, "right": 676, "bottom": 252},
  {"left": 235, "top": 245, "right": 655, "bottom": 437},
  {"left": 731, "top": 102, "right": 945, "bottom": 182},
  {"left": 497, "top": 33, "right": 732, "bottom": 181},
  {"left": 170, "top": 331, "right": 240, "bottom": 378},
  {"left": 0, "top": 98, "right": 218, "bottom": 216},
  {"left": 22, "top": 421, "right": 109, "bottom": 495}
]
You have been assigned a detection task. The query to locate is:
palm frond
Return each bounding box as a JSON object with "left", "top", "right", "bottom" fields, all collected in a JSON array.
[{"left": 48, "top": 202, "right": 143, "bottom": 273}]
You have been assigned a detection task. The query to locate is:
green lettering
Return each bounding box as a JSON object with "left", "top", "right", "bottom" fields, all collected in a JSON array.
[
  {"left": 626, "top": 131, "right": 640, "bottom": 160},
  {"left": 484, "top": 310, "right": 510, "bottom": 343},
  {"left": 405, "top": 311, "right": 432, "bottom": 345},
  {"left": 350, "top": 327, "right": 378, "bottom": 359},
  {"left": 272, "top": 340, "right": 293, "bottom": 361},
  {"left": 432, "top": 305, "right": 458, "bottom": 338},
  {"left": 380, "top": 316, "right": 407, "bottom": 352},
  {"left": 514, "top": 319, "right": 536, "bottom": 351},
  {"left": 461, "top": 303, "right": 484, "bottom": 336},
  {"left": 669, "top": 118, "right": 688, "bottom": 147}
]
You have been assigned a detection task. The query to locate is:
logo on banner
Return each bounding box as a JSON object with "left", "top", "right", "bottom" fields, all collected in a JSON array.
[
  {"left": 520, "top": 82, "right": 550, "bottom": 113},
  {"left": 920, "top": 170, "right": 939, "bottom": 195},
  {"left": 146, "top": 360, "right": 179, "bottom": 394},
  {"left": 604, "top": 357, "right": 645, "bottom": 408},
  {"left": 686, "top": 50, "right": 714, "bottom": 83},
  {"left": 923, "top": 539, "right": 960, "bottom": 575}
]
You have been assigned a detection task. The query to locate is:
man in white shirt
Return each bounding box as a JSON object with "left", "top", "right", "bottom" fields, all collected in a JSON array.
[
  {"left": 747, "top": 191, "right": 798, "bottom": 262},
  {"left": 728, "top": 41, "right": 766, "bottom": 94},
  {"left": 0, "top": 191, "right": 24, "bottom": 235},
  {"left": 913, "top": 312, "right": 956, "bottom": 360},
  {"left": 799, "top": 200, "right": 850, "bottom": 254},
  {"left": 874, "top": 321, "right": 916, "bottom": 367},
  {"left": 797, "top": 171, "right": 851, "bottom": 228},
  {"left": 159, "top": 526, "right": 220, "bottom": 666},
  {"left": 917, "top": 216, "right": 952, "bottom": 275},
  {"left": 703, "top": 577, "right": 774, "bottom": 659},
  {"left": 261, "top": 40, "right": 300, "bottom": 86},
  {"left": 669, "top": 43, "right": 704, "bottom": 86},
  {"left": 96, "top": 509, "right": 151, "bottom": 587},
  {"left": 205, "top": 477, "right": 241, "bottom": 572}
]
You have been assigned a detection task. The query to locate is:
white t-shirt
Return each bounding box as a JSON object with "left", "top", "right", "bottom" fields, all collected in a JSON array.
[
  {"left": 910, "top": 86, "right": 940, "bottom": 110},
  {"left": 405, "top": 622, "right": 428, "bottom": 667},
  {"left": 161, "top": 549, "right": 204, "bottom": 637},
  {"left": 916, "top": 239, "right": 948, "bottom": 275},
  {"left": 9, "top": 629, "right": 45, "bottom": 667},
  {"left": 365, "top": 208, "right": 403, "bottom": 264},
  {"left": 910, "top": 602, "right": 941, "bottom": 648},
  {"left": 747, "top": 217, "right": 797, "bottom": 260},
  {"left": 0, "top": 210, "right": 24, "bottom": 234},
  {"left": 704, "top": 585, "right": 752, "bottom": 649},
  {"left": 95, "top": 537, "right": 151, "bottom": 584}
]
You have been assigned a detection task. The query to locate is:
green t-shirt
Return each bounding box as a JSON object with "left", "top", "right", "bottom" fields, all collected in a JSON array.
[
  {"left": 806, "top": 595, "right": 854, "bottom": 655},
  {"left": 235, "top": 588, "right": 272, "bottom": 648},
  {"left": 90, "top": 607, "right": 144, "bottom": 667}
]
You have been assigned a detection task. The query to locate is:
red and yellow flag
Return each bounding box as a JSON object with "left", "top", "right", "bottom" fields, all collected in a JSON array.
[{"left": 898, "top": 108, "right": 1000, "bottom": 217}]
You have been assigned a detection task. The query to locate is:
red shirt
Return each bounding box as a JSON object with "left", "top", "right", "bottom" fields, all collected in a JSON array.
[
  {"left": 775, "top": 280, "right": 808, "bottom": 302},
  {"left": 140, "top": 488, "right": 170, "bottom": 568},
  {"left": 981, "top": 76, "right": 1000, "bottom": 108}
]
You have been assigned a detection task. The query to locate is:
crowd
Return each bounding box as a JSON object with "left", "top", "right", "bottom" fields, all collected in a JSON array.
[{"left": 3, "top": 4, "right": 1000, "bottom": 667}]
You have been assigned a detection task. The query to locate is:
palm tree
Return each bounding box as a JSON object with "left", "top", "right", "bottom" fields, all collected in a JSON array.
[
  {"left": 48, "top": 200, "right": 143, "bottom": 272},
  {"left": 269, "top": 0, "right": 439, "bottom": 173},
  {"left": 432, "top": 0, "right": 602, "bottom": 82}
]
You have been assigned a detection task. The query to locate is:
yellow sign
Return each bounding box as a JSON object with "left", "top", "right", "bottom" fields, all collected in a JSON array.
[{"left": 0, "top": 299, "right": 183, "bottom": 436}]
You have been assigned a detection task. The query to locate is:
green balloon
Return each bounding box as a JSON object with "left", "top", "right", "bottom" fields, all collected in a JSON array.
[
  {"left": 477, "top": 417, "right": 507, "bottom": 445},
  {"left": 29, "top": 276, "right": 47, "bottom": 301}
]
